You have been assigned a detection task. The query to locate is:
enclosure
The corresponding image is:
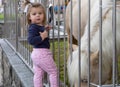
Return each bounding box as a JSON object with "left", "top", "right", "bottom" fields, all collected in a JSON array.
[{"left": 2, "top": 0, "right": 120, "bottom": 87}]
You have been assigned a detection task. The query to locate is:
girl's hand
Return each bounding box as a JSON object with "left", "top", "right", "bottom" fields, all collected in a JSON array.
[
  {"left": 39, "top": 31, "right": 48, "bottom": 40},
  {"left": 45, "top": 24, "right": 53, "bottom": 31}
]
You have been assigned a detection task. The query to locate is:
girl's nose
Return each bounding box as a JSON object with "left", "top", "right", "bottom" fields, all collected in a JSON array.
[{"left": 36, "top": 13, "right": 40, "bottom": 16}]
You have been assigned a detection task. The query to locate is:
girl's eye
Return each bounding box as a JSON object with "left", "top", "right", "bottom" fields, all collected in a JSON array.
[
  {"left": 32, "top": 13, "right": 36, "bottom": 15},
  {"left": 39, "top": 12, "right": 42, "bottom": 15}
]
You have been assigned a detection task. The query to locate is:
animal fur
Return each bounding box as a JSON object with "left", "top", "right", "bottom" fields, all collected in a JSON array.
[{"left": 66, "top": 0, "right": 120, "bottom": 87}]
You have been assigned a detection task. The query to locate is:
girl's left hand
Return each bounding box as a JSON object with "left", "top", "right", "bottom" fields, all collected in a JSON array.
[{"left": 45, "top": 25, "right": 53, "bottom": 31}]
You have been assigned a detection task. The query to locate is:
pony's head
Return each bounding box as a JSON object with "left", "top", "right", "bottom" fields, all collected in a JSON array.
[{"left": 68, "top": 46, "right": 112, "bottom": 87}]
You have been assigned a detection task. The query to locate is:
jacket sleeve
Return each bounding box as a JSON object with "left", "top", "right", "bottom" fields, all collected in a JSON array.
[{"left": 28, "top": 27, "right": 42, "bottom": 46}]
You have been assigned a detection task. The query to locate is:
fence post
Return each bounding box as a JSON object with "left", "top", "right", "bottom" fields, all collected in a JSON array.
[{"left": 40, "top": 0, "right": 49, "bottom": 86}]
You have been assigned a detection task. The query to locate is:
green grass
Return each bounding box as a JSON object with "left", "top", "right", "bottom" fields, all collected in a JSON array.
[
  {"left": 118, "top": 58, "right": 120, "bottom": 83},
  {"left": 50, "top": 39, "right": 68, "bottom": 82},
  {"left": 0, "top": 13, "right": 4, "bottom": 20}
]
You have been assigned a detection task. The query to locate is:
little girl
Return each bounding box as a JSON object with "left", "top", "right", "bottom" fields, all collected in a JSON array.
[{"left": 27, "top": 2, "right": 59, "bottom": 87}]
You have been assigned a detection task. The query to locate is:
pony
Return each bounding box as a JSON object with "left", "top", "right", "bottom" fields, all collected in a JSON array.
[{"left": 66, "top": 0, "right": 120, "bottom": 87}]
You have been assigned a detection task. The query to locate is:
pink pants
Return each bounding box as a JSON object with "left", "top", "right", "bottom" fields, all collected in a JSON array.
[{"left": 31, "top": 48, "right": 59, "bottom": 87}]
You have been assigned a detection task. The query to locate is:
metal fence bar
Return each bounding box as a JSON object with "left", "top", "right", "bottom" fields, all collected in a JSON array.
[
  {"left": 63, "top": 1, "right": 67, "bottom": 87},
  {"left": 87, "top": 0, "right": 91, "bottom": 87},
  {"left": 15, "top": 0, "right": 19, "bottom": 51},
  {"left": 70, "top": 0, "right": 73, "bottom": 66},
  {"left": 78, "top": 0, "right": 81, "bottom": 86},
  {"left": 99, "top": 0, "right": 103, "bottom": 86},
  {"left": 112, "top": 0, "right": 117, "bottom": 86}
]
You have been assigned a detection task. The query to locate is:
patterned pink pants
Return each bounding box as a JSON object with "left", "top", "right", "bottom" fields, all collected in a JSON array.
[{"left": 31, "top": 48, "right": 59, "bottom": 87}]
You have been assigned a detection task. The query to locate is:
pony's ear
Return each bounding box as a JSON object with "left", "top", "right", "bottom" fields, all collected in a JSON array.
[
  {"left": 90, "top": 50, "right": 99, "bottom": 66},
  {"left": 72, "top": 44, "right": 78, "bottom": 51}
]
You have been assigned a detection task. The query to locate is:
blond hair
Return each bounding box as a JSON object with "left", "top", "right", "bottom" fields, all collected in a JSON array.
[{"left": 26, "top": 3, "right": 46, "bottom": 25}]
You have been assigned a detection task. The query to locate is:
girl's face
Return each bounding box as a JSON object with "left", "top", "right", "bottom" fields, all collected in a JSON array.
[{"left": 29, "top": 7, "right": 45, "bottom": 25}]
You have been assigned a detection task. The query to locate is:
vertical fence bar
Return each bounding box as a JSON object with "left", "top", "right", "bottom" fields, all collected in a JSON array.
[
  {"left": 57, "top": 0, "right": 60, "bottom": 86},
  {"left": 112, "top": 0, "right": 116, "bottom": 87},
  {"left": 78, "top": 0, "right": 81, "bottom": 86},
  {"left": 63, "top": 1, "right": 67, "bottom": 86},
  {"left": 42, "top": 0, "right": 49, "bottom": 85},
  {"left": 3, "top": 0, "right": 6, "bottom": 38},
  {"left": 87, "top": 0, "right": 91, "bottom": 87},
  {"left": 99, "top": 0, "right": 102, "bottom": 86},
  {"left": 70, "top": 0, "right": 73, "bottom": 67},
  {"left": 15, "top": 0, "right": 19, "bottom": 51},
  {"left": 69, "top": 0, "right": 73, "bottom": 86},
  {"left": 52, "top": 0, "right": 55, "bottom": 61}
]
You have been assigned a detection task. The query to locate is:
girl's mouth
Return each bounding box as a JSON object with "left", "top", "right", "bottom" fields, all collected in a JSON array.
[{"left": 37, "top": 19, "right": 40, "bottom": 21}]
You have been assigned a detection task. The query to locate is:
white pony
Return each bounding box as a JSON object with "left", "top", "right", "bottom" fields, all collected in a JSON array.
[{"left": 66, "top": 0, "right": 120, "bottom": 87}]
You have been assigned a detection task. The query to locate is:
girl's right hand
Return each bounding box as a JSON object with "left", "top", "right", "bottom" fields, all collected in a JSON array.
[
  {"left": 45, "top": 24, "right": 53, "bottom": 31},
  {"left": 39, "top": 31, "right": 48, "bottom": 40}
]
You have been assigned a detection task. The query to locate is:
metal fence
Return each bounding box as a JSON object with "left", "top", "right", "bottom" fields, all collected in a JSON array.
[{"left": 2, "top": 0, "right": 120, "bottom": 87}]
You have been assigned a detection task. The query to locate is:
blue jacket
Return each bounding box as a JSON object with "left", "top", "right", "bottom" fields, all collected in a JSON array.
[{"left": 27, "top": 24, "right": 50, "bottom": 49}]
